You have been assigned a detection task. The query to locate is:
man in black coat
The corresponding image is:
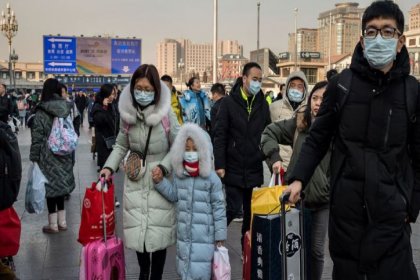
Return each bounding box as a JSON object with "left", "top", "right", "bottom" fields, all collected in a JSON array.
[
  {"left": 0, "top": 84, "right": 12, "bottom": 123},
  {"left": 209, "top": 82, "right": 225, "bottom": 144},
  {"left": 75, "top": 91, "right": 87, "bottom": 126},
  {"left": 214, "top": 62, "right": 271, "bottom": 250},
  {"left": 286, "top": 2, "right": 420, "bottom": 279}
]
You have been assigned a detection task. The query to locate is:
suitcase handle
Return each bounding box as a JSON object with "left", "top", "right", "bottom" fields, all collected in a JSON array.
[{"left": 100, "top": 175, "right": 108, "bottom": 243}]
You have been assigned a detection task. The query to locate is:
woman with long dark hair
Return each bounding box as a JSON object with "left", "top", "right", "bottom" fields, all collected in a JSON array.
[
  {"left": 92, "top": 84, "right": 116, "bottom": 169},
  {"left": 261, "top": 81, "right": 330, "bottom": 280},
  {"left": 29, "top": 78, "right": 76, "bottom": 234}
]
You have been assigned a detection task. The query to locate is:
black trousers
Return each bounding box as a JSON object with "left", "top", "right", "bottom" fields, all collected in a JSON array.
[
  {"left": 46, "top": 196, "right": 65, "bottom": 214},
  {"left": 225, "top": 184, "right": 254, "bottom": 252},
  {"left": 136, "top": 248, "right": 167, "bottom": 280}
]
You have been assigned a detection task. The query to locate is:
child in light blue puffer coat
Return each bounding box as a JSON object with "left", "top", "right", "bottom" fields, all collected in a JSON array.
[{"left": 153, "top": 123, "right": 227, "bottom": 280}]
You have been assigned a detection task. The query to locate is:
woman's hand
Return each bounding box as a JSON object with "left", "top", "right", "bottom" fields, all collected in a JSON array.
[
  {"left": 99, "top": 168, "right": 112, "bottom": 180},
  {"left": 103, "top": 97, "right": 110, "bottom": 106},
  {"left": 272, "top": 161, "right": 282, "bottom": 174},
  {"left": 216, "top": 241, "right": 225, "bottom": 247},
  {"left": 152, "top": 166, "right": 163, "bottom": 184}
]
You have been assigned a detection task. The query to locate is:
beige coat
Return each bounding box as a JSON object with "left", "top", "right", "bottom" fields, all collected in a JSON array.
[
  {"left": 104, "top": 81, "right": 180, "bottom": 253},
  {"left": 269, "top": 71, "right": 308, "bottom": 170}
]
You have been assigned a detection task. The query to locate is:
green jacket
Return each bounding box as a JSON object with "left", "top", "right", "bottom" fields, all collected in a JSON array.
[
  {"left": 261, "top": 117, "right": 330, "bottom": 208},
  {"left": 29, "top": 95, "right": 75, "bottom": 198}
]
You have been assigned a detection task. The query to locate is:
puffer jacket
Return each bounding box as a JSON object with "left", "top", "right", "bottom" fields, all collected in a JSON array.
[
  {"left": 261, "top": 116, "right": 330, "bottom": 209},
  {"left": 104, "top": 81, "right": 180, "bottom": 253},
  {"left": 179, "top": 89, "right": 211, "bottom": 128},
  {"left": 155, "top": 123, "right": 226, "bottom": 280},
  {"left": 29, "top": 95, "right": 75, "bottom": 198},
  {"left": 269, "top": 71, "right": 308, "bottom": 170}
]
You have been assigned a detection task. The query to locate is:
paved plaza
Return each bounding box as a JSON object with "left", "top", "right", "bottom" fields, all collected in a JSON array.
[{"left": 9, "top": 120, "right": 420, "bottom": 279}]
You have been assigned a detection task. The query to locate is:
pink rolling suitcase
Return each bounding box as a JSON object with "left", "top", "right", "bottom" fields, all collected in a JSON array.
[{"left": 80, "top": 177, "right": 125, "bottom": 280}]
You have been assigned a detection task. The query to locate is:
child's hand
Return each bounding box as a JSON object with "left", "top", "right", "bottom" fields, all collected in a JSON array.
[
  {"left": 152, "top": 166, "right": 163, "bottom": 184},
  {"left": 216, "top": 241, "right": 224, "bottom": 247}
]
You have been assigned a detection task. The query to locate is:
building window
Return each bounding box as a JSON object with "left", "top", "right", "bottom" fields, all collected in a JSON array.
[
  {"left": 409, "top": 38, "right": 416, "bottom": 46},
  {"left": 27, "top": 72, "right": 35, "bottom": 80},
  {"left": 301, "top": 68, "right": 317, "bottom": 84}
]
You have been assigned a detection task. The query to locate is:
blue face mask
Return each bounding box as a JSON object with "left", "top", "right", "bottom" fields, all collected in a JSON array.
[
  {"left": 134, "top": 90, "right": 155, "bottom": 106},
  {"left": 183, "top": 151, "right": 199, "bottom": 163},
  {"left": 287, "top": 88, "right": 304, "bottom": 103},
  {"left": 363, "top": 36, "right": 398, "bottom": 69},
  {"left": 248, "top": 81, "right": 261, "bottom": 96}
]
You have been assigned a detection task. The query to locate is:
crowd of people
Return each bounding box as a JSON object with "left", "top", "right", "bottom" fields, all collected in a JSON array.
[{"left": 1, "top": 1, "right": 420, "bottom": 280}]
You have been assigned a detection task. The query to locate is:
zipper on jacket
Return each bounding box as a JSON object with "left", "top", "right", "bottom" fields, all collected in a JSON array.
[{"left": 384, "top": 108, "right": 392, "bottom": 148}]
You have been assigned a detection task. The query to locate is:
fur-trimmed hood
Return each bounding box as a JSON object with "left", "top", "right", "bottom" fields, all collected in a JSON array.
[
  {"left": 170, "top": 123, "right": 213, "bottom": 178},
  {"left": 118, "top": 80, "right": 171, "bottom": 126}
]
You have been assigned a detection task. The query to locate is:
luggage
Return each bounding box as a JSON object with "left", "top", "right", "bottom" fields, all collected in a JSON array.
[
  {"left": 80, "top": 177, "right": 125, "bottom": 280},
  {"left": 242, "top": 231, "right": 251, "bottom": 280}
]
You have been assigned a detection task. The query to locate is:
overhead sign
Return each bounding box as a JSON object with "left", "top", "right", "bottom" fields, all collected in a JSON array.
[
  {"left": 44, "top": 36, "right": 77, "bottom": 74},
  {"left": 278, "top": 52, "right": 290, "bottom": 60},
  {"left": 43, "top": 35, "right": 142, "bottom": 75},
  {"left": 300, "top": 52, "right": 321, "bottom": 59}
]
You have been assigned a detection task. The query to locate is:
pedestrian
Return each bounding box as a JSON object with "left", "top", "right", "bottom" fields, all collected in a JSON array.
[
  {"left": 17, "top": 95, "right": 27, "bottom": 128},
  {"left": 92, "top": 84, "right": 117, "bottom": 171},
  {"left": 29, "top": 78, "right": 75, "bottom": 234},
  {"left": 59, "top": 83, "right": 80, "bottom": 137},
  {"left": 161, "top": 75, "right": 183, "bottom": 125},
  {"left": 261, "top": 81, "right": 329, "bottom": 280},
  {"left": 179, "top": 76, "right": 211, "bottom": 129},
  {"left": 213, "top": 62, "right": 271, "bottom": 252},
  {"left": 99, "top": 64, "right": 180, "bottom": 280},
  {"left": 326, "top": 69, "right": 338, "bottom": 82},
  {"left": 153, "top": 123, "right": 227, "bottom": 280},
  {"left": 274, "top": 83, "right": 286, "bottom": 101},
  {"left": 209, "top": 83, "right": 226, "bottom": 143},
  {"left": 87, "top": 93, "right": 95, "bottom": 129},
  {"left": 268, "top": 71, "right": 308, "bottom": 171},
  {"left": 0, "top": 84, "right": 12, "bottom": 124},
  {"left": 285, "top": 1, "right": 420, "bottom": 279},
  {"left": 75, "top": 91, "right": 87, "bottom": 126}
]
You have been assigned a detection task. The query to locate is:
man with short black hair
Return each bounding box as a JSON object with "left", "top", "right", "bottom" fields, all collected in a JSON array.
[
  {"left": 161, "top": 74, "right": 183, "bottom": 124},
  {"left": 209, "top": 82, "right": 225, "bottom": 143},
  {"left": 214, "top": 62, "right": 271, "bottom": 251},
  {"left": 286, "top": 1, "right": 420, "bottom": 278}
]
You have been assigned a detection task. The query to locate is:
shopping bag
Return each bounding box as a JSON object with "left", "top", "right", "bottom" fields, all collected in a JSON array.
[
  {"left": 0, "top": 207, "right": 21, "bottom": 257},
  {"left": 212, "top": 246, "right": 231, "bottom": 280},
  {"left": 78, "top": 180, "right": 115, "bottom": 246},
  {"left": 250, "top": 173, "right": 289, "bottom": 236},
  {"left": 25, "top": 162, "right": 47, "bottom": 214}
]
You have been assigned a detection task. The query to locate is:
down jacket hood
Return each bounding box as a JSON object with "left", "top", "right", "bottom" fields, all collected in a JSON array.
[
  {"left": 118, "top": 80, "right": 171, "bottom": 126},
  {"left": 37, "top": 95, "right": 71, "bottom": 118},
  {"left": 170, "top": 123, "right": 213, "bottom": 178}
]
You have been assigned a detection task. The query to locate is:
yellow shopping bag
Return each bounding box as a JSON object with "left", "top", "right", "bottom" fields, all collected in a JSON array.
[{"left": 250, "top": 173, "right": 290, "bottom": 237}]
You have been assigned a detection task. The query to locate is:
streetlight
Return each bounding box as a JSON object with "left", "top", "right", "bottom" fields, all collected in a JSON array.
[
  {"left": 10, "top": 48, "right": 18, "bottom": 90},
  {"left": 294, "top": 8, "right": 298, "bottom": 71},
  {"left": 328, "top": 11, "right": 332, "bottom": 70},
  {"left": 257, "top": 2, "right": 261, "bottom": 51},
  {"left": 213, "top": 0, "right": 218, "bottom": 83},
  {"left": 0, "top": 3, "right": 18, "bottom": 90},
  {"left": 178, "top": 58, "right": 185, "bottom": 91}
]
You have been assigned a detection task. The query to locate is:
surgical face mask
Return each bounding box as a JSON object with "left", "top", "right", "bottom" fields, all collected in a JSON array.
[
  {"left": 248, "top": 80, "right": 261, "bottom": 96},
  {"left": 183, "top": 151, "right": 199, "bottom": 163},
  {"left": 287, "top": 88, "right": 304, "bottom": 103},
  {"left": 363, "top": 36, "right": 398, "bottom": 69},
  {"left": 134, "top": 90, "right": 155, "bottom": 106}
]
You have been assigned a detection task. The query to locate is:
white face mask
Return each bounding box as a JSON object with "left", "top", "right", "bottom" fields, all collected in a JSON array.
[
  {"left": 363, "top": 36, "right": 398, "bottom": 69},
  {"left": 134, "top": 90, "right": 155, "bottom": 106},
  {"left": 183, "top": 151, "right": 199, "bottom": 163}
]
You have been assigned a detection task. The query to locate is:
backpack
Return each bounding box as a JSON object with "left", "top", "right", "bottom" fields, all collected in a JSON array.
[
  {"left": 336, "top": 69, "right": 418, "bottom": 126},
  {"left": 47, "top": 115, "right": 79, "bottom": 156},
  {"left": 0, "top": 121, "right": 22, "bottom": 210}
]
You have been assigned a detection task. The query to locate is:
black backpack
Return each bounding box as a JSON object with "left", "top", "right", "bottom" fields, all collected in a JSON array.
[{"left": 0, "top": 121, "right": 22, "bottom": 210}]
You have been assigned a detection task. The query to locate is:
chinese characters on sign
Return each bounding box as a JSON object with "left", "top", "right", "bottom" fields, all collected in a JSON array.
[{"left": 256, "top": 232, "right": 264, "bottom": 279}]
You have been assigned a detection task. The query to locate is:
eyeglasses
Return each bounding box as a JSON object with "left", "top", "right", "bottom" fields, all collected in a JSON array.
[
  {"left": 290, "top": 82, "right": 305, "bottom": 91},
  {"left": 363, "top": 27, "right": 401, "bottom": 40}
]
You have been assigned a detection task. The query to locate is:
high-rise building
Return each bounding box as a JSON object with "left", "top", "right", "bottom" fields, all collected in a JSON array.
[
  {"left": 409, "top": 3, "right": 420, "bottom": 31},
  {"left": 288, "top": 28, "right": 319, "bottom": 62},
  {"left": 318, "top": 3, "right": 364, "bottom": 59},
  {"left": 184, "top": 40, "right": 213, "bottom": 79},
  {"left": 218, "top": 40, "right": 243, "bottom": 57},
  {"left": 156, "top": 39, "right": 181, "bottom": 77}
]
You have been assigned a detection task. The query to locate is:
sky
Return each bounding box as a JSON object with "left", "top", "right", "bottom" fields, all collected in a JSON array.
[{"left": 0, "top": 0, "right": 418, "bottom": 65}]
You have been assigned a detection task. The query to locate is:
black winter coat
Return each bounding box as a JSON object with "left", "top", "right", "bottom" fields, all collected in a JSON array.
[
  {"left": 0, "top": 94, "right": 12, "bottom": 123},
  {"left": 210, "top": 97, "right": 223, "bottom": 144},
  {"left": 75, "top": 94, "right": 87, "bottom": 112},
  {"left": 290, "top": 44, "right": 420, "bottom": 278},
  {"left": 92, "top": 103, "right": 116, "bottom": 168},
  {"left": 214, "top": 84, "right": 271, "bottom": 188}
]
